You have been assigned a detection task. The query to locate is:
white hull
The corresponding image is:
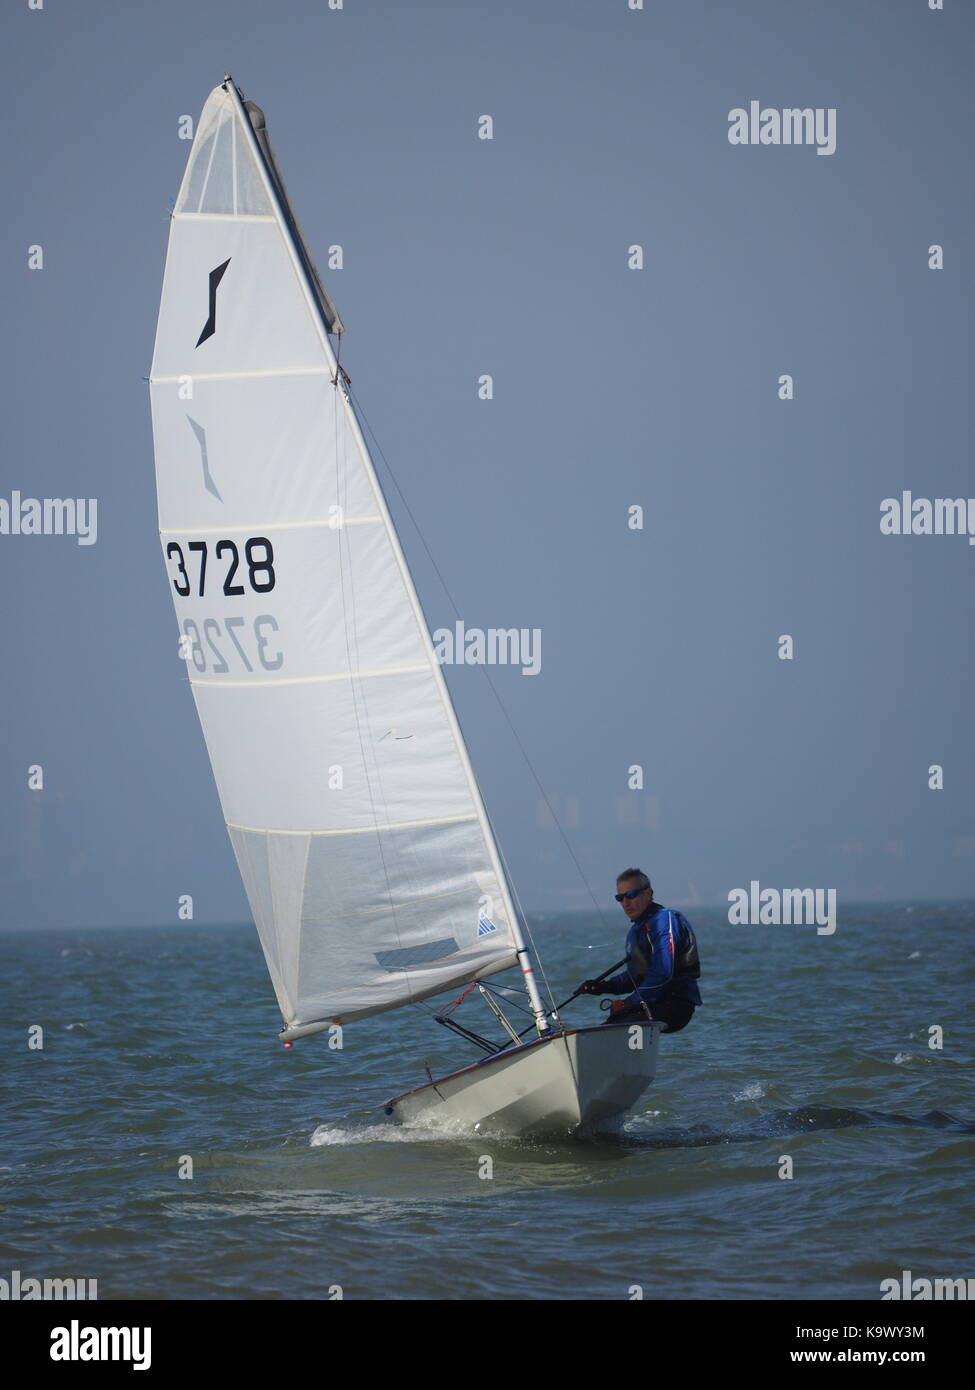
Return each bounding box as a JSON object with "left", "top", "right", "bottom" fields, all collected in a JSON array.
[{"left": 385, "top": 1023, "right": 662, "bottom": 1138}]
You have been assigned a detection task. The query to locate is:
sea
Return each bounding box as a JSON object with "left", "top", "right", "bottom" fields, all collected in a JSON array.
[{"left": 2, "top": 903, "right": 973, "bottom": 1303}]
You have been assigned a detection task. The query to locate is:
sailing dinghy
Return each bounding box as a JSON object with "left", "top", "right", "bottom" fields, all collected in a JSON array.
[{"left": 149, "top": 77, "right": 662, "bottom": 1138}]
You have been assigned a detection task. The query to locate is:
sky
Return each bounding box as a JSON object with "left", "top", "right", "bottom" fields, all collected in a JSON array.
[{"left": 0, "top": 0, "right": 972, "bottom": 931}]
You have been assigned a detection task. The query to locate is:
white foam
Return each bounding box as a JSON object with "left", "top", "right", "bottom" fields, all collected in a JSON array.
[
  {"left": 733, "top": 1082, "right": 766, "bottom": 1101},
  {"left": 309, "top": 1122, "right": 454, "bottom": 1147}
]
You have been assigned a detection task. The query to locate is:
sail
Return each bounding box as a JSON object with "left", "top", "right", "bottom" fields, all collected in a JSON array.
[{"left": 149, "top": 80, "right": 521, "bottom": 1034}]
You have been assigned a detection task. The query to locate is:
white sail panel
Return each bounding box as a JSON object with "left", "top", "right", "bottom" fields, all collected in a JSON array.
[
  {"left": 149, "top": 82, "right": 520, "bottom": 1030},
  {"left": 190, "top": 669, "right": 475, "bottom": 831},
  {"left": 153, "top": 221, "right": 323, "bottom": 379},
  {"left": 151, "top": 376, "right": 376, "bottom": 532},
  {"left": 177, "top": 87, "right": 271, "bottom": 217},
  {"left": 158, "top": 524, "right": 430, "bottom": 683},
  {"left": 231, "top": 822, "right": 514, "bottom": 1027}
]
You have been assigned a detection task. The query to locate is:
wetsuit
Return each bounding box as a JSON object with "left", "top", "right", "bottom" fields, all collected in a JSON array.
[{"left": 601, "top": 903, "right": 701, "bottom": 1032}]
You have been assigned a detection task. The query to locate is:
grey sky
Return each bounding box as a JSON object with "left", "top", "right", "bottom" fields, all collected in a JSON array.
[{"left": 1, "top": 0, "right": 972, "bottom": 929}]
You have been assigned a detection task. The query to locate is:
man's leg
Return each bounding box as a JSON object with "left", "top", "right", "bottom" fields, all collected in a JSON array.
[
  {"left": 601, "top": 998, "right": 695, "bottom": 1031},
  {"left": 648, "top": 998, "right": 695, "bottom": 1033}
]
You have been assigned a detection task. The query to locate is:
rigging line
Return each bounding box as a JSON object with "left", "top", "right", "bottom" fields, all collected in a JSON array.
[
  {"left": 196, "top": 97, "right": 223, "bottom": 213},
  {"left": 478, "top": 981, "right": 532, "bottom": 1016},
  {"left": 342, "top": 366, "right": 551, "bottom": 1020},
  {"left": 346, "top": 385, "right": 594, "bottom": 1019},
  {"left": 482, "top": 798, "right": 559, "bottom": 1016},
  {"left": 337, "top": 379, "right": 550, "bottom": 1040},
  {"left": 342, "top": 388, "right": 565, "bottom": 1013},
  {"left": 337, "top": 387, "right": 426, "bottom": 975},
  {"left": 330, "top": 381, "right": 409, "bottom": 981},
  {"left": 346, "top": 382, "right": 614, "bottom": 941},
  {"left": 479, "top": 978, "right": 530, "bottom": 997},
  {"left": 329, "top": 377, "right": 424, "bottom": 1006}
]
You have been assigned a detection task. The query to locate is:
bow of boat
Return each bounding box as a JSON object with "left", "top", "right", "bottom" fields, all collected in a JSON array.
[{"left": 385, "top": 1022, "right": 664, "bottom": 1138}]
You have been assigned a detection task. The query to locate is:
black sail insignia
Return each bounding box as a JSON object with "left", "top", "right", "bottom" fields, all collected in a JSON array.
[{"left": 195, "top": 258, "right": 231, "bottom": 347}]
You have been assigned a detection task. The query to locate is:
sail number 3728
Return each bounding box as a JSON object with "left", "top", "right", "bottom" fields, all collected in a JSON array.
[{"left": 165, "top": 537, "right": 275, "bottom": 596}]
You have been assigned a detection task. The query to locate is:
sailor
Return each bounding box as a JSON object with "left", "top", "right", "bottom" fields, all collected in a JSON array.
[{"left": 577, "top": 869, "right": 701, "bottom": 1031}]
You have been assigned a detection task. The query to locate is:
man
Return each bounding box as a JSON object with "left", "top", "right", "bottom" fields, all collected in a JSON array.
[{"left": 578, "top": 869, "right": 701, "bottom": 1031}]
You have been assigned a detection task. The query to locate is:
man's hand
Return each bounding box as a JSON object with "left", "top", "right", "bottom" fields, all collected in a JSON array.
[{"left": 577, "top": 979, "right": 609, "bottom": 995}]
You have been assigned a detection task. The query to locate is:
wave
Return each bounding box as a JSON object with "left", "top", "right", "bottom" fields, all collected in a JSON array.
[
  {"left": 623, "top": 1106, "right": 975, "bottom": 1149},
  {"left": 309, "top": 1121, "right": 498, "bottom": 1147}
]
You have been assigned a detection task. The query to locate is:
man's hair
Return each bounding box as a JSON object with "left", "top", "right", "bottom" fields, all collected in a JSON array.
[{"left": 617, "top": 867, "right": 652, "bottom": 894}]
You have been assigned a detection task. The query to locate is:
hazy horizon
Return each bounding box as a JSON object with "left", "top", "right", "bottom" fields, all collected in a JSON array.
[{"left": 2, "top": 0, "right": 972, "bottom": 933}]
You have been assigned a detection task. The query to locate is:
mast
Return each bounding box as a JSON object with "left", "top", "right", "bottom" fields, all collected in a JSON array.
[{"left": 222, "top": 77, "right": 550, "bottom": 1037}]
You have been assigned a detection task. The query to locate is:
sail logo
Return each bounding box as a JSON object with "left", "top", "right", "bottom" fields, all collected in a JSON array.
[
  {"left": 0, "top": 491, "right": 97, "bottom": 545},
  {"left": 880, "top": 493, "right": 975, "bottom": 545},
  {"left": 187, "top": 416, "right": 222, "bottom": 501},
  {"left": 196, "top": 257, "right": 231, "bottom": 347},
  {"left": 727, "top": 881, "right": 836, "bottom": 935},
  {"left": 432, "top": 621, "right": 541, "bottom": 676},
  {"left": 728, "top": 101, "right": 837, "bottom": 155},
  {"left": 477, "top": 912, "right": 498, "bottom": 937}
]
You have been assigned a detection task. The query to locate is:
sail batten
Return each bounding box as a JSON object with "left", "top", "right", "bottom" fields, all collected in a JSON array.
[
  {"left": 150, "top": 80, "right": 526, "bottom": 1030},
  {"left": 190, "top": 660, "right": 431, "bottom": 691},
  {"left": 175, "top": 213, "right": 278, "bottom": 224},
  {"left": 160, "top": 516, "right": 382, "bottom": 536},
  {"left": 152, "top": 367, "right": 332, "bottom": 383},
  {"left": 226, "top": 813, "right": 480, "bottom": 837}
]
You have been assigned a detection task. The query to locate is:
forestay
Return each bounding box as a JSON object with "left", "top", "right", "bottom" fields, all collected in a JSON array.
[{"left": 149, "top": 81, "right": 521, "bottom": 1033}]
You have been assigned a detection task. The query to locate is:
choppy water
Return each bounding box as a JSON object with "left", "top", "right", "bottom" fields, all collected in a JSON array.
[{"left": 2, "top": 904, "right": 973, "bottom": 1300}]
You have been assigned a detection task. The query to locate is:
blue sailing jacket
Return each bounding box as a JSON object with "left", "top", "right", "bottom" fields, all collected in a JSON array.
[{"left": 603, "top": 904, "right": 702, "bottom": 1010}]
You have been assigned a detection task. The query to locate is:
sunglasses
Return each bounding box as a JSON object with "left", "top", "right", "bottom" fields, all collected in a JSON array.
[{"left": 615, "top": 887, "right": 648, "bottom": 902}]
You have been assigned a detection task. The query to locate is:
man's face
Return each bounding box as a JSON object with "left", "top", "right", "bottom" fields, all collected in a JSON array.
[{"left": 617, "top": 878, "right": 652, "bottom": 921}]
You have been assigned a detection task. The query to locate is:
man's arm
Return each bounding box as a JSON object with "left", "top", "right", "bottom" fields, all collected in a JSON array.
[{"left": 598, "top": 966, "right": 634, "bottom": 996}]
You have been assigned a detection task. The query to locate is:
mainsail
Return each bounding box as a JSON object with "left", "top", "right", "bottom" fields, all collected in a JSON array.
[{"left": 149, "top": 79, "right": 529, "bottom": 1036}]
